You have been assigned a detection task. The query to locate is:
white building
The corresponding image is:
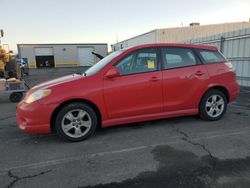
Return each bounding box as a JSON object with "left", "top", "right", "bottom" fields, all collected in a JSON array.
[
  {"left": 112, "top": 21, "right": 250, "bottom": 51},
  {"left": 17, "top": 43, "right": 108, "bottom": 68}
]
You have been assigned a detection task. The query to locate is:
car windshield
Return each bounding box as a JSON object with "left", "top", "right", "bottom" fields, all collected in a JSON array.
[{"left": 85, "top": 50, "right": 124, "bottom": 76}]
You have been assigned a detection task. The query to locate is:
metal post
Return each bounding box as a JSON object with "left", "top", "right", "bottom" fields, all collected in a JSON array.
[
  {"left": 220, "top": 36, "right": 225, "bottom": 53},
  {"left": 0, "top": 29, "right": 4, "bottom": 46}
]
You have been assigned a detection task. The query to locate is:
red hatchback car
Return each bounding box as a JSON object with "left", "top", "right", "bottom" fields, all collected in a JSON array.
[{"left": 16, "top": 43, "right": 239, "bottom": 141}]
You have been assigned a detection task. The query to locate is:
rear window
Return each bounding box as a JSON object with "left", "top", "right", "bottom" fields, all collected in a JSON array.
[{"left": 199, "top": 50, "right": 227, "bottom": 64}]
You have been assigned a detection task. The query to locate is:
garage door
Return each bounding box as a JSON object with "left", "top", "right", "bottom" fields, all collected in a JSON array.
[
  {"left": 35, "top": 47, "right": 55, "bottom": 68},
  {"left": 77, "top": 47, "right": 94, "bottom": 66}
]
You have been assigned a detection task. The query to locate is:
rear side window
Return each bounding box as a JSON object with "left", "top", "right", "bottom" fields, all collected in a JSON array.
[
  {"left": 162, "top": 48, "right": 197, "bottom": 69},
  {"left": 199, "top": 50, "right": 226, "bottom": 64}
]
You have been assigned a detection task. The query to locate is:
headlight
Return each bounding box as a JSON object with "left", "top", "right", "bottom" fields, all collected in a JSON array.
[{"left": 24, "top": 89, "right": 51, "bottom": 104}]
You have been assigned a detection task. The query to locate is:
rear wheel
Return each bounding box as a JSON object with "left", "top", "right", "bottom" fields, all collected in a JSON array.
[
  {"left": 55, "top": 103, "right": 97, "bottom": 142},
  {"left": 199, "top": 89, "right": 227, "bottom": 121}
]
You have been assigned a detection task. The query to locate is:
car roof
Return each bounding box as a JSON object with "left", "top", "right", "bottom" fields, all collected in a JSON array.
[{"left": 124, "top": 43, "right": 218, "bottom": 51}]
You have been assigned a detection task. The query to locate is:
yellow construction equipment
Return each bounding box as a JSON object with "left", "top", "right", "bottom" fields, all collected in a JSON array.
[
  {"left": 0, "top": 48, "right": 9, "bottom": 77},
  {"left": 0, "top": 47, "right": 21, "bottom": 79},
  {"left": 0, "top": 28, "right": 21, "bottom": 79}
]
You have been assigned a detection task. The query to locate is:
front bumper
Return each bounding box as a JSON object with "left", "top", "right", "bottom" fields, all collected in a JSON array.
[{"left": 16, "top": 101, "right": 56, "bottom": 134}]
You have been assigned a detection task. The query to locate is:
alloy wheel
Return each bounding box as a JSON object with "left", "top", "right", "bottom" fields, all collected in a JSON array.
[
  {"left": 61, "top": 109, "right": 92, "bottom": 138},
  {"left": 205, "top": 94, "right": 225, "bottom": 118}
]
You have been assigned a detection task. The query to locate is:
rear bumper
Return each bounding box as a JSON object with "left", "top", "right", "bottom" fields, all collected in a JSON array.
[
  {"left": 16, "top": 101, "right": 55, "bottom": 134},
  {"left": 228, "top": 81, "right": 240, "bottom": 102}
]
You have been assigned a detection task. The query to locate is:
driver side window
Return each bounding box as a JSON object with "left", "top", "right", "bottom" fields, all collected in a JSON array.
[
  {"left": 115, "top": 54, "right": 134, "bottom": 75},
  {"left": 115, "top": 48, "right": 158, "bottom": 75}
]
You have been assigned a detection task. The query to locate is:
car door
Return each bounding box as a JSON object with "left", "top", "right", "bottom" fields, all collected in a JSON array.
[
  {"left": 103, "top": 48, "right": 163, "bottom": 119},
  {"left": 161, "top": 47, "right": 209, "bottom": 112}
]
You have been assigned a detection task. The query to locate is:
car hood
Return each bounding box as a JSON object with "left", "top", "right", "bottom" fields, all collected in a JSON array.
[{"left": 30, "top": 74, "right": 83, "bottom": 91}]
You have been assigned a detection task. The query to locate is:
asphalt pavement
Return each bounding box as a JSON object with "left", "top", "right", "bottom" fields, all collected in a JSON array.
[{"left": 0, "top": 68, "right": 250, "bottom": 188}]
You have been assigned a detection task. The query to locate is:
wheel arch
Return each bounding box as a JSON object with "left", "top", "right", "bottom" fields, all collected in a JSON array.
[
  {"left": 200, "top": 85, "right": 229, "bottom": 106},
  {"left": 50, "top": 98, "right": 102, "bottom": 132},
  {"left": 198, "top": 85, "right": 229, "bottom": 121}
]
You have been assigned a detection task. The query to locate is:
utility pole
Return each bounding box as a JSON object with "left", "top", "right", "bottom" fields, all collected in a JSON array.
[{"left": 0, "top": 29, "right": 4, "bottom": 46}]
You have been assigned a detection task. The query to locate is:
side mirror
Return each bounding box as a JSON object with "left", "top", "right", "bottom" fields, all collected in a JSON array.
[{"left": 105, "top": 67, "right": 121, "bottom": 78}]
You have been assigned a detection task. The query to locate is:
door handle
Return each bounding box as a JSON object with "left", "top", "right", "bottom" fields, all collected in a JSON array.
[
  {"left": 194, "top": 71, "right": 205, "bottom": 76},
  {"left": 149, "top": 76, "right": 160, "bottom": 81}
]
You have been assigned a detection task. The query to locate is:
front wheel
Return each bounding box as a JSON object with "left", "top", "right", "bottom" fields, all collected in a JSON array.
[
  {"left": 199, "top": 89, "right": 227, "bottom": 121},
  {"left": 55, "top": 103, "right": 97, "bottom": 142}
]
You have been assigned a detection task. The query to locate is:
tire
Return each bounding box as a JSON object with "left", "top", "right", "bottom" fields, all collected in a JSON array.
[
  {"left": 55, "top": 103, "right": 97, "bottom": 142},
  {"left": 9, "top": 92, "right": 23, "bottom": 103},
  {"left": 199, "top": 89, "right": 227, "bottom": 121}
]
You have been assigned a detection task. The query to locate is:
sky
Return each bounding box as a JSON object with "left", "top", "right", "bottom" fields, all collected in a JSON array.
[{"left": 0, "top": 0, "right": 250, "bottom": 52}]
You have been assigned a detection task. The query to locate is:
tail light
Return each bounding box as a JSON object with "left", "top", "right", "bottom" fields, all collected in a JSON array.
[{"left": 225, "top": 62, "right": 236, "bottom": 73}]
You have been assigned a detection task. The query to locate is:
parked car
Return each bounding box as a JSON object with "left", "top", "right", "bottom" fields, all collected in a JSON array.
[{"left": 16, "top": 43, "right": 239, "bottom": 142}]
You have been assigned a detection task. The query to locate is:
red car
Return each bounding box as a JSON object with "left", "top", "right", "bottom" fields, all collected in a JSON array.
[{"left": 16, "top": 43, "right": 239, "bottom": 142}]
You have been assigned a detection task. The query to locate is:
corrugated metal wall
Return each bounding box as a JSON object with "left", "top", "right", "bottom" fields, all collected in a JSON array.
[{"left": 185, "top": 28, "right": 250, "bottom": 87}]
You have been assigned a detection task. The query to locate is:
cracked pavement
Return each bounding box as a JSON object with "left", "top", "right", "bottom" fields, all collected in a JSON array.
[
  {"left": 0, "top": 68, "right": 250, "bottom": 188},
  {"left": 173, "top": 126, "right": 216, "bottom": 160},
  {"left": 7, "top": 170, "right": 52, "bottom": 188}
]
